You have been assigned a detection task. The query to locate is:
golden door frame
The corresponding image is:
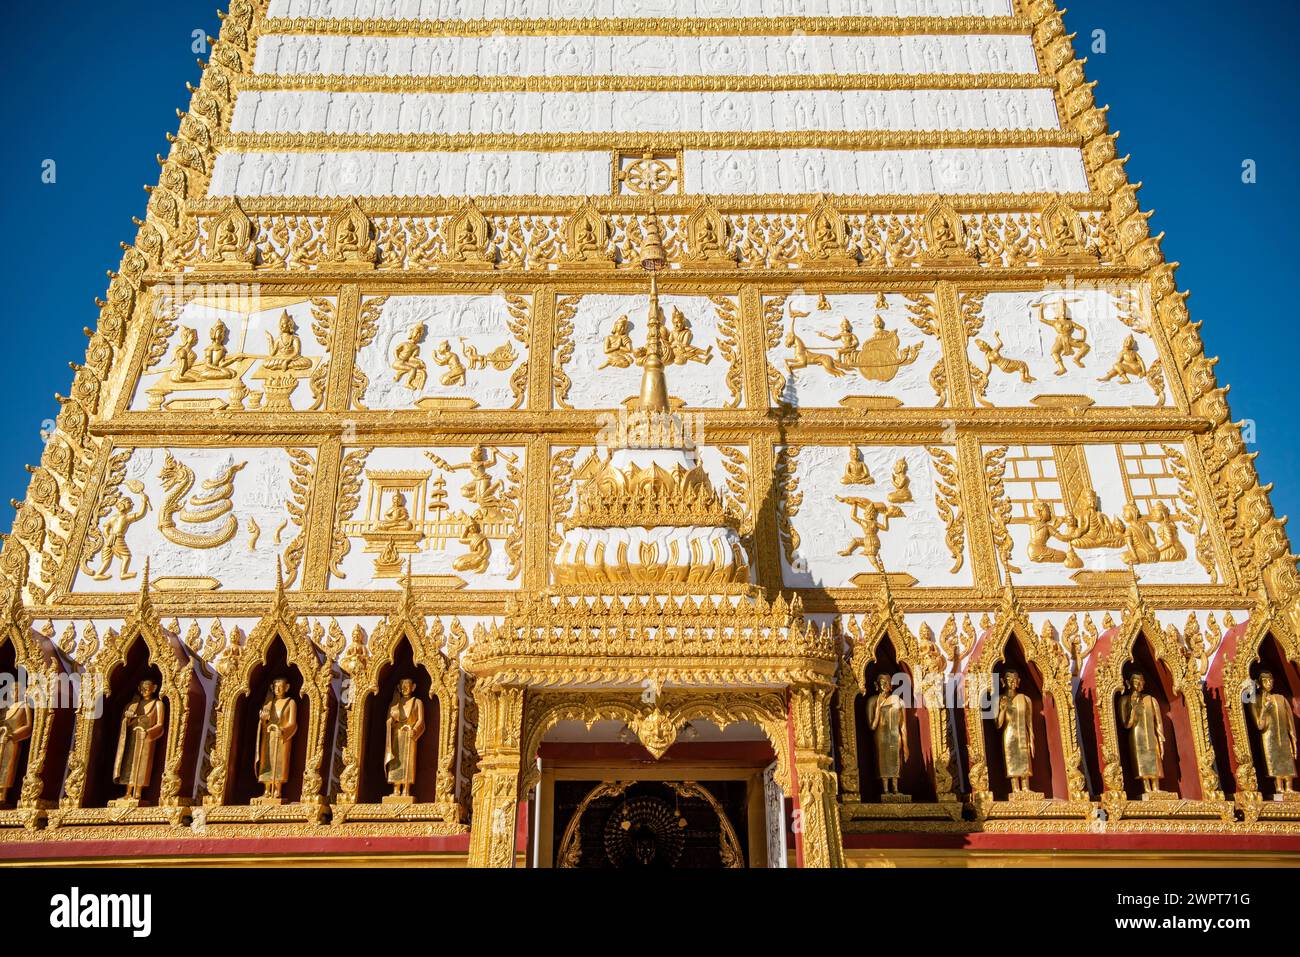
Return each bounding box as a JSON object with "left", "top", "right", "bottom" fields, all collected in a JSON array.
[
  {"left": 0, "top": 592, "right": 65, "bottom": 827},
  {"left": 961, "top": 608, "right": 1093, "bottom": 821},
  {"left": 553, "top": 779, "right": 746, "bottom": 868},
  {"left": 1218, "top": 609, "right": 1300, "bottom": 825},
  {"left": 201, "top": 597, "right": 335, "bottom": 823},
  {"left": 55, "top": 585, "right": 201, "bottom": 827},
  {"left": 1094, "top": 604, "right": 1233, "bottom": 822},
  {"left": 836, "top": 605, "right": 963, "bottom": 825},
  {"left": 332, "top": 606, "right": 463, "bottom": 824},
  {"left": 518, "top": 691, "right": 793, "bottom": 797}
]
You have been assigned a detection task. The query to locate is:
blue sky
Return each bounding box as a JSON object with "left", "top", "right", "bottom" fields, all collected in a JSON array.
[{"left": 0, "top": 1, "right": 1296, "bottom": 528}]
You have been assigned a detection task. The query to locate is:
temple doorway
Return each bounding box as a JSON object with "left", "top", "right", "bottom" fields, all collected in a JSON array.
[{"left": 531, "top": 719, "right": 787, "bottom": 868}]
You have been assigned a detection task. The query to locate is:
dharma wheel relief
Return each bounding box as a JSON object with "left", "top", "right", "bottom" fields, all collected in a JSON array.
[{"left": 5, "top": 0, "right": 1300, "bottom": 865}]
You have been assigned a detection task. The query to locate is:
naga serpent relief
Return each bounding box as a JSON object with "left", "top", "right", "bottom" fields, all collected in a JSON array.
[{"left": 157, "top": 452, "right": 247, "bottom": 550}]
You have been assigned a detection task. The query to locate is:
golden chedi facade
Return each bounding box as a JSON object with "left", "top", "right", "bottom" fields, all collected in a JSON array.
[{"left": 0, "top": 0, "right": 1297, "bottom": 867}]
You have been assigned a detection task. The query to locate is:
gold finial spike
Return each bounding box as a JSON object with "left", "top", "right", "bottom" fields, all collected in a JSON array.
[
  {"left": 636, "top": 271, "right": 671, "bottom": 414},
  {"left": 134, "top": 558, "right": 153, "bottom": 616},
  {"left": 274, "top": 555, "right": 286, "bottom": 606}
]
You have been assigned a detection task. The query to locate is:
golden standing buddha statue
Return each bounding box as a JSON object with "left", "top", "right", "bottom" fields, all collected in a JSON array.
[
  {"left": 112, "top": 680, "right": 165, "bottom": 804},
  {"left": 1250, "top": 671, "right": 1298, "bottom": 796},
  {"left": 996, "top": 670, "right": 1037, "bottom": 796},
  {"left": 866, "top": 673, "right": 908, "bottom": 799},
  {"left": 1119, "top": 671, "right": 1167, "bottom": 795},
  {"left": 255, "top": 678, "right": 298, "bottom": 803},
  {"left": 385, "top": 678, "right": 426, "bottom": 802},
  {"left": 0, "top": 695, "right": 33, "bottom": 806}
]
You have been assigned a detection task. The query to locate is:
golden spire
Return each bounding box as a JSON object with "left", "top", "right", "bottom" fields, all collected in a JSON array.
[{"left": 636, "top": 209, "right": 670, "bottom": 415}]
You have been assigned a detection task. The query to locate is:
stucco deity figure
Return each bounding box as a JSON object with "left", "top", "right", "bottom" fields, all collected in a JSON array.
[
  {"left": 1100, "top": 334, "right": 1147, "bottom": 384},
  {"left": 822, "top": 317, "right": 859, "bottom": 367},
  {"left": 262, "top": 312, "right": 312, "bottom": 373},
  {"left": 841, "top": 446, "right": 872, "bottom": 486},
  {"left": 600, "top": 316, "right": 635, "bottom": 369},
  {"left": 1118, "top": 672, "right": 1166, "bottom": 793},
  {"left": 193, "top": 320, "right": 238, "bottom": 381},
  {"left": 1026, "top": 500, "right": 1068, "bottom": 564},
  {"left": 887, "top": 459, "right": 912, "bottom": 504},
  {"left": 391, "top": 322, "right": 428, "bottom": 389},
  {"left": 1250, "top": 671, "right": 1297, "bottom": 794},
  {"left": 836, "top": 496, "right": 904, "bottom": 572},
  {"left": 1036, "top": 299, "right": 1090, "bottom": 375},
  {"left": 432, "top": 340, "right": 466, "bottom": 386},
  {"left": 92, "top": 495, "right": 150, "bottom": 581},
  {"left": 255, "top": 678, "right": 298, "bottom": 802},
  {"left": 1150, "top": 503, "right": 1187, "bottom": 562},
  {"left": 385, "top": 678, "right": 426, "bottom": 799},
  {"left": 995, "top": 670, "right": 1035, "bottom": 793},
  {"left": 378, "top": 491, "right": 414, "bottom": 531},
  {"left": 453, "top": 516, "right": 491, "bottom": 574},
  {"left": 866, "top": 674, "right": 908, "bottom": 796},
  {"left": 0, "top": 695, "right": 33, "bottom": 805},
  {"left": 667, "top": 308, "right": 712, "bottom": 365},
  {"left": 170, "top": 326, "right": 200, "bottom": 382},
  {"left": 1121, "top": 503, "right": 1161, "bottom": 565},
  {"left": 113, "top": 680, "right": 165, "bottom": 802}
]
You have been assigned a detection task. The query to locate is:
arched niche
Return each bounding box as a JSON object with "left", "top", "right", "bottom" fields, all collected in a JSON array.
[
  {"left": 838, "top": 613, "right": 957, "bottom": 807},
  {"left": 0, "top": 613, "right": 72, "bottom": 814},
  {"left": 1210, "top": 614, "right": 1300, "bottom": 803},
  {"left": 203, "top": 610, "right": 335, "bottom": 812},
  {"left": 337, "top": 615, "right": 460, "bottom": 813},
  {"left": 855, "top": 637, "right": 935, "bottom": 802},
  {"left": 60, "top": 613, "right": 204, "bottom": 812},
  {"left": 1088, "top": 613, "right": 1224, "bottom": 807},
  {"left": 962, "top": 617, "right": 1087, "bottom": 808}
]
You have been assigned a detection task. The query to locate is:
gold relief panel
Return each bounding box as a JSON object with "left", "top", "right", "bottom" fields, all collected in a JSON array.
[
  {"left": 962, "top": 285, "right": 1169, "bottom": 409},
  {"left": 353, "top": 293, "right": 531, "bottom": 411},
  {"left": 776, "top": 444, "right": 970, "bottom": 589},
  {"left": 330, "top": 445, "right": 525, "bottom": 590},
  {"left": 552, "top": 292, "right": 743, "bottom": 410},
  {"left": 130, "top": 294, "right": 336, "bottom": 414},
  {"left": 984, "top": 441, "right": 1219, "bottom": 588},
  {"left": 763, "top": 291, "right": 945, "bottom": 409},
  {"left": 72, "top": 446, "right": 316, "bottom": 596}
]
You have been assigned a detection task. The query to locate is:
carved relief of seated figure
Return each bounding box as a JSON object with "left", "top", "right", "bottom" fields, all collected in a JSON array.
[
  {"left": 378, "top": 492, "right": 414, "bottom": 531},
  {"left": 261, "top": 312, "right": 312, "bottom": 373},
  {"left": 192, "top": 319, "right": 239, "bottom": 381}
]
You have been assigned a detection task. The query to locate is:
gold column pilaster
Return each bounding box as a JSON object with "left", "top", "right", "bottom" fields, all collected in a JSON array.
[
  {"left": 934, "top": 281, "right": 976, "bottom": 410},
  {"left": 750, "top": 436, "right": 783, "bottom": 592},
  {"left": 523, "top": 436, "right": 551, "bottom": 591},
  {"left": 467, "top": 684, "right": 525, "bottom": 868},
  {"left": 739, "top": 284, "right": 768, "bottom": 411},
  {"left": 301, "top": 436, "right": 341, "bottom": 592},
  {"left": 327, "top": 284, "right": 362, "bottom": 413},
  {"left": 957, "top": 433, "right": 1000, "bottom": 593},
  {"left": 529, "top": 286, "right": 556, "bottom": 411},
  {"left": 790, "top": 683, "right": 844, "bottom": 868}
]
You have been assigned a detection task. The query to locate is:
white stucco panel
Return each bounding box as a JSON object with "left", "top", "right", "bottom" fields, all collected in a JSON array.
[
  {"left": 766, "top": 292, "right": 945, "bottom": 409},
  {"left": 72, "top": 447, "right": 310, "bottom": 595},
  {"left": 266, "top": 0, "right": 1015, "bottom": 20},
  {"left": 130, "top": 296, "right": 333, "bottom": 413},
  {"left": 233, "top": 89, "right": 1059, "bottom": 136},
  {"left": 988, "top": 442, "right": 1218, "bottom": 588},
  {"left": 330, "top": 445, "right": 526, "bottom": 591},
  {"left": 968, "top": 287, "right": 1170, "bottom": 408},
  {"left": 356, "top": 294, "right": 530, "bottom": 411},
  {"left": 558, "top": 293, "right": 743, "bottom": 409},
  {"left": 254, "top": 34, "right": 1038, "bottom": 78},
  {"left": 779, "top": 444, "right": 974, "bottom": 588}
]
